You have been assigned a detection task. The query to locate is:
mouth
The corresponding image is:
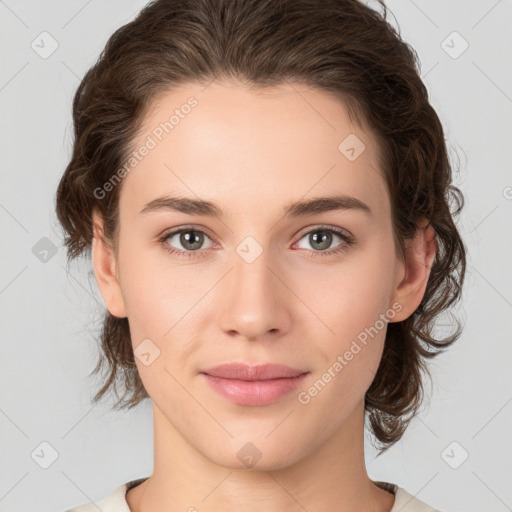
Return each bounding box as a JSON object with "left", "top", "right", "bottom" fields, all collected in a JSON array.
[
  {"left": 200, "top": 362, "right": 307, "bottom": 380},
  {"left": 200, "top": 363, "right": 310, "bottom": 406}
]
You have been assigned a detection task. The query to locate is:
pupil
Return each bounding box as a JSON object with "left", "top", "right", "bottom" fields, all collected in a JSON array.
[
  {"left": 311, "top": 230, "right": 331, "bottom": 250},
  {"left": 181, "top": 230, "right": 203, "bottom": 250}
]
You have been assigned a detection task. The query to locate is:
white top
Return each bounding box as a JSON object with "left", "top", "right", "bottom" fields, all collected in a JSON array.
[{"left": 66, "top": 478, "right": 442, "bottom": 511}]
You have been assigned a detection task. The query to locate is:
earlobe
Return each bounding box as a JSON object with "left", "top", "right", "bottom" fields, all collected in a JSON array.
[
  {"left": 389, "top": 219, "right": 437, "bottom": 322},
  {"left": 91, "top": 210, "right": 127, "bottom": 318}
]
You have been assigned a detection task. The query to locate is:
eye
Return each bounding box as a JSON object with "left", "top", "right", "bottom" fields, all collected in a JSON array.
[
  {"left": 294, "top": 225, "right": 355, "bottom": 257},
  {"left": 158, "top": 224, "right": 355, "bottom": 259},
  {"left": 158, "top": 226, "right": 215, "bottom": 258}
]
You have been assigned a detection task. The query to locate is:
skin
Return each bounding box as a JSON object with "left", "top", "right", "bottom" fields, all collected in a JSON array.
[{"left": 92, "top": 80, "right": 437, "bottom": 512}]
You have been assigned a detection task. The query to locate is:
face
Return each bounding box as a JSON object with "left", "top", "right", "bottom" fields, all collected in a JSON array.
[{"left": 92, "top": 80, "right": 434, "bottom": 470}]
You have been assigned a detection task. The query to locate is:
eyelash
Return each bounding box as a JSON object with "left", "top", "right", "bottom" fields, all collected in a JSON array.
[{"left": 157, "top": 224, "right": 355, "bottom": 259}]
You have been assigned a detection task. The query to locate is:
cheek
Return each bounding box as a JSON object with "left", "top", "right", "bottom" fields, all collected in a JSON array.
[
  {"left": 296, "top": 241, "right": 396, "bottom": 339},
  {"left": 118, "top": 245, "right": 198, "bottom": 337},
  {"left": 117, "top": 248, "right": 213, "bottom": 385},
  {"left": 294, "top": 243, "right": 395, "bottom": 394}
]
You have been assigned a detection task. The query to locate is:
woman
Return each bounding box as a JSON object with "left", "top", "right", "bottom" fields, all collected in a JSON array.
[{"left": 58, "top": 0, "right": 466, "bottom": 510}]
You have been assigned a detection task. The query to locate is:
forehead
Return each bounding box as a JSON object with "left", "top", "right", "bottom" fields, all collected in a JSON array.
[{"left": 121, "top": 80, "right": 390, "bottom": 222}]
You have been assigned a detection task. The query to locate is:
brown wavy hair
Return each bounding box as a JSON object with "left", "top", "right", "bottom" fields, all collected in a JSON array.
[{"left": 55, "top": 0, "right": 467, "bottom": 454}]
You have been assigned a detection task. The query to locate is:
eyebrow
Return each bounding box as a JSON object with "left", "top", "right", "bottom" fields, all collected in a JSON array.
[{"left": 140, "top": 194, "right": 372, "bottom": 218}]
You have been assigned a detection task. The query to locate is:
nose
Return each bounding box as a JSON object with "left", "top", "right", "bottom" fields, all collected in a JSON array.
[{"left": 217, "top": 242, "right": 291, "bottom": 341}]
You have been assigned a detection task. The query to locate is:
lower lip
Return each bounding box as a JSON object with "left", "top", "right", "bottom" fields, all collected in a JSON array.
[{"left": 201, "top": 373, "right": 309, "bottom": 406}]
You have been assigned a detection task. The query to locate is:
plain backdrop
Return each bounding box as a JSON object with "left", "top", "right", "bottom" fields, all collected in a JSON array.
[{"left": 1, "top": 1, "right": 511, "bottom": 511}]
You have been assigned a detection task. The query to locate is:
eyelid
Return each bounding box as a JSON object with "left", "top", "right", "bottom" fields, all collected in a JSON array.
[
  {"left": 159, "top": 224, "right": 220, "bottom": 245},
  {"left": 294, "top": 223, "right": 353, "bottom": 240},
  {"left": 159, "top": 223, "right": 352, "bottom": 244},
  {"left": 158, "top": 223, "right": 355, "bottom": 256}
]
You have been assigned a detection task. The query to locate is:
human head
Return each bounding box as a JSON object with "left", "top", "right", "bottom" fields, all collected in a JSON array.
[{"left": 55, "top": 0, "right": 466, "bottom": 454}]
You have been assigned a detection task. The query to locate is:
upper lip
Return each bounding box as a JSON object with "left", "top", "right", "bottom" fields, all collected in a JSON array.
[{"left": 201, "top": 363, "right": 308, "bottom": 381}]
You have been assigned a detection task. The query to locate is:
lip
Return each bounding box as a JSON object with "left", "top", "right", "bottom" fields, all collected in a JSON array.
[
  {"left": 201, "top": 363, "right": 307, "bottom": 380},
  {"left": 200, "top": 363, "right": 309, "bottom": 406}
]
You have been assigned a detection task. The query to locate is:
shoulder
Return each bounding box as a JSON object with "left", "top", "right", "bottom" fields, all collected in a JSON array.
[
  {"left": 391, "top": 485, "right": 443, "bottom": 512},
  {"left": 65, "top": 477, "right": 148, "bottom": 512},
  {"left": 374, "top": 480, "right": 442, "bottom": 512}
]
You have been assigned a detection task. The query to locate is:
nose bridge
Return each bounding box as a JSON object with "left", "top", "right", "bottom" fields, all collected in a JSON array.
[
  {"left": 217, "top": 235, "right": 288, "bottom": 339},
  {"left": 231, "top": 237, "right": 277, "bottom": 305}
]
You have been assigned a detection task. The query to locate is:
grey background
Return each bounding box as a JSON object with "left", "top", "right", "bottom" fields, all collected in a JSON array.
[{"left": 1, "top": 1, "right": 511, "bottom": 511}]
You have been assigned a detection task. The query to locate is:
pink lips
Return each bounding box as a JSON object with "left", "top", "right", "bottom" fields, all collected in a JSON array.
[{"left": 200, "top": 363, "right": 309, "bottom": 406}]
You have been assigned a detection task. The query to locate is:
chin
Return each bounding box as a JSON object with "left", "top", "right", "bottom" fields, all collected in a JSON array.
[{"left": 202, "top": 435, "right": 305, "bottom": 473}]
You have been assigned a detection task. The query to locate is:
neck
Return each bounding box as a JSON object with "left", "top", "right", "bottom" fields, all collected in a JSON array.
[{"left": 127, "top": 399, "right": 395, "bottom": 512}]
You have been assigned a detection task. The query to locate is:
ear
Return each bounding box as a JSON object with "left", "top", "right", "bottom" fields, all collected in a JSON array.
[
  {"left": 91, "top": 209, "right": 127, "bottom": 318},
  {"left": 388, "top": 218, "right": 437, "bottom": 322}
]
